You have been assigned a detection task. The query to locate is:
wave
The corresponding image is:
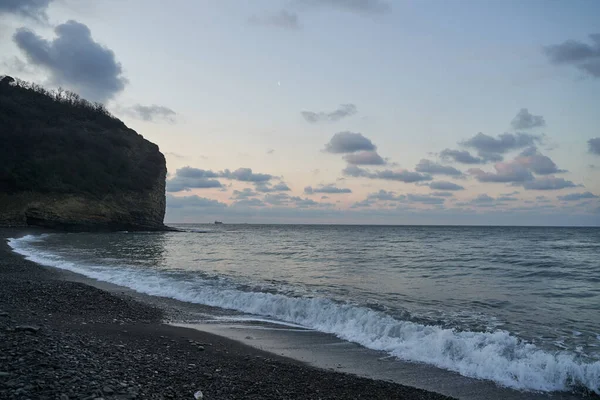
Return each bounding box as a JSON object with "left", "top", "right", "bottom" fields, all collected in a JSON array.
[
  {"left": 180, "top": 228, "right": 215, "bottom": 233},
  {"left": 8, "top": 234, "right": 600, "bottom": 394}
]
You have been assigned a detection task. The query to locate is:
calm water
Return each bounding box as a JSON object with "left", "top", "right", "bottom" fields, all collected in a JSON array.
[{"left": 8, "top": 225, "right": 600, "bottom": 394}]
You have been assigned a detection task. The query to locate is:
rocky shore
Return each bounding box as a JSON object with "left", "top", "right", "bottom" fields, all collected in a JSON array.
[{"left": 0, "top": 230, "right": 455, "bottom": 400}]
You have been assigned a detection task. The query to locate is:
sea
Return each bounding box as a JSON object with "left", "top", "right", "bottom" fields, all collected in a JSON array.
[{"left": 7, "top": 225, "right": 600, "bottom": 397}]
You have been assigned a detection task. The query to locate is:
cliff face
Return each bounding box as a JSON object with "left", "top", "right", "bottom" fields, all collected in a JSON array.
[
  {"left": 0, "top": 76, "right": 168, "bottom": 231},
  {"left": 0, "top": 166, "right": 167, "bottom": 231}
]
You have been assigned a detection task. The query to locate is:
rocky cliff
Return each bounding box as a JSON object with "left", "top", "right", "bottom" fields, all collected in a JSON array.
[{"left": 0, "top": 76, "right": 168, "bottom": 231}]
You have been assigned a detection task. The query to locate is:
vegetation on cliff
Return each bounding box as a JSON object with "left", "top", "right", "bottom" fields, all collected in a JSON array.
[{"left": 0, "top": 76, "right": 164, "bottom": 197}]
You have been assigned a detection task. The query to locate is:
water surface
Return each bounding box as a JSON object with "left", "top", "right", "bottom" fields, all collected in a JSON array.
[{"left": 8, "top": 225, "right": 600, "bottom": 394}]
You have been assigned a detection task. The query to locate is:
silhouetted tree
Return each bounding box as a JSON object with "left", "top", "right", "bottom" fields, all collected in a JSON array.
[{"left": 0, "top": 77, "right": 164, "bottom": 197}]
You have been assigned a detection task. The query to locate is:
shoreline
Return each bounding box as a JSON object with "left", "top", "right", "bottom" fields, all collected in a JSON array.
[
  {"left": 0, "top": 228, "right": 455, "bottom": 400},
  {"left": 2, "top": 229, "right": 593, "bottom": 400}
]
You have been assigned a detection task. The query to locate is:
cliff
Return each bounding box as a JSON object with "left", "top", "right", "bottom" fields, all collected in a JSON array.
[{"left": 0, "top": 76, "right": 168, "bottom": 231}]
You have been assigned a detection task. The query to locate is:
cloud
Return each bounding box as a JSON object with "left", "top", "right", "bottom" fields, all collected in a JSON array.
[
  {"left": 0, "top": 0, "right": 53, "bottom": 20},
  {"left": 167, "top": 195, "right": 227, "bottom": 209},
  {"left": 511, "top": 108, "right": 546, "bottom": 130},
  {"left": 367, "top": 190, "right": 397, "bottom": 201},
  {"left": 404, "top": 194, "right": 445, "bottom": 205},
  {"left": 456, "top": 194, "right": 519, "bottom": 208},
  {"left": 302, "top": 104, "right": 357, "bottom": 123},
  {"left": 232, "top": 198, "right": 266, "bottom": 208},
  {"left": 350, "top": 199, "right": 374, "bottom": 208},
  {"left": 544, "top": 34, "right": 600, "bottom": 78},
  {"left": 440, "top": 149, "right": 484, "bottom": 164},
  {"left": 166, "top": 178, "right": 222, "bottom": 193},
  {"left": 167, "top": 166, "right": 277, "bottom": 192},
  {"left": 176, "top": 167, "right": 219, "bottom": 179},
  {"left": 248, "top": 10, "right": 300, "bottom": 30},
  {"left": 373, "top": 170, "right": 432, "bottom": 183},
  {"left": 522, "top": 177, "right": 577, "bottom": 191},
  {"left": 231, "top": 188, "right": 259, "bottom": 200},
  {"left": 581, "top": 61, "right": 600, "bottom": 77},
  {"left": 474, "top": 194, "right": 519, "bottom": 205},
  {"left": 343, "top": 150, "right": 385, "bottom": 165},
  {"left": 264, "top": 193, "right": 292, "bottom": 206},
  {"left": 304, "top": 184, "right": 351, "bottom": 194},
  {"left": 461, "top": 132, "right": 541, "bottom": 160},
  {"left": 165, "top": 152, "right": 185, "bottom": 160},
  {"left": 1, "top": 56, "right": 36, "bottom": 77},
  {"left": 324, "top": 132, "right": 376, "bottom": 153},
  {"left": 469, "top": 148, "right": 567, "bottom": 188},
  {"left": 496, "top": 196, "right": 519, "bottom": 202},
  {"left": 13, "top": 20, "right": 127, "bottom": 102},
  {"left": 166, "top": 195, "right": 600, "bottom": 226},
  {"left": 415, "top": 159, "right": 462, "bottom": 176},
  {"left": 221, "top": 168, "right": 273, "bottom": 182},
  {"left": 366, "top": 190, "right": 445, "bottom": 205},
  {"left": 558, "top": 191, "right": 599, "bottom": 201},
  {"left": 166, "top": 167, "right": 223, "bottom": 192},
  {"left": 469, "top": 162, "right": 534, "bottom": 183},
  {"left": 515, "top": 147, "right": 564, "bottom": 175},
  {"left": 589, "top": 138, "right": 600, "bottom": 155},
  {"left": 254, "top": 182, "right": 291, "bottom": 192},
  {"left": 291, "top": 196, "right": 333, "bottom": 208},
  {"left": 471, "top": 194, "right": 495, "bottom": 204},
  {"left": 428, "top": 181, "right": 465, "bottom": 191},
  {"left": 343, "top": 165, "right": 432, "bottom": 183},
  {"left": 431, "top": 192, "right": 454, "bottom": 197},
  {"left": 262, "top": 193, "right": 334, "bottom": 208},
  {"left": 295, "top": 0, "right": 391, "bottom": 14},
  {"left": 121, "top": 104, "right": 176, "bottom": 123}
]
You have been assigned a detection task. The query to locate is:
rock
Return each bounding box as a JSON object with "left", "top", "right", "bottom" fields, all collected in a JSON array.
[
  {"left": 0, "top": 79, "right": 169, "bottom": 232},
  {"left": 103, "top": 385, "right": 114, "bottom": 394},
  {"left": 194, "top": 390, "right": 203, "bottom": 399},
  {"left": 60, "top": 394, "right": 69, "bottom": 400},
  {"left": 0, "top": 372, "right": 10, "bottom": 377},
  {"left": 196, "top": 346, "right": 205, "bottom": 351},
  {"left": 0, "top": 311, "right": 8, "bottom": 317},
  {"left": 15, "top": 325, "right": 40, "bottom": 333}
]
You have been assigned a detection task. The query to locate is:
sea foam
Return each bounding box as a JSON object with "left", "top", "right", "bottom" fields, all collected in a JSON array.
[{"left": 8, "top": 234, "right": 600, "bottom": 394}]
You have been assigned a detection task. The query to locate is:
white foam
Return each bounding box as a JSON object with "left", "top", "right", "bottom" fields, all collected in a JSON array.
[
  {"left": 8, "top": 235, "right": 600, "bottom": 394},
  {"left": 211, "top": 315, "right": 310, "bottom": 329},
  {"left": 177, "top": 227, "right": 215, "bottom": 233}
]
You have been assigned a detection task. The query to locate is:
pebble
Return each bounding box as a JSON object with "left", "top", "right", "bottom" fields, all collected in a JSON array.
[{"left": 15, "top": 325, "right": 40, "bottom": 333}]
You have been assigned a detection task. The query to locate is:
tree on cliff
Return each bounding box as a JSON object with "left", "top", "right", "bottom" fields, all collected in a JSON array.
[{"left": 0, "top": 76, "right": 165, "bottom": 197}]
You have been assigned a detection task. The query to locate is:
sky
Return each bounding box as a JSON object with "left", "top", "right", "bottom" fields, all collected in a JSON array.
[{"left": 1, "top": 0, "right": 599, "bottom": 225}]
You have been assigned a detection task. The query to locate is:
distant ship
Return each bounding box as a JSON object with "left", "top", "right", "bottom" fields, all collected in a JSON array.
[{"left": 214, "top": 221, "right": 223, "bottom": 225}]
